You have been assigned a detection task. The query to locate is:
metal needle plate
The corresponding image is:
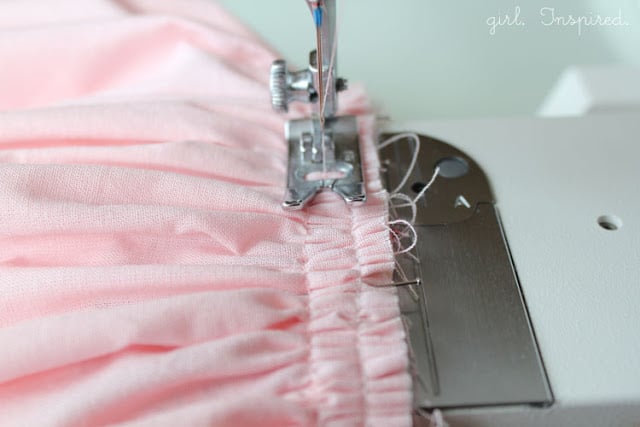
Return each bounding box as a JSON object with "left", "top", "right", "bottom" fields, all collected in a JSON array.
[{"left": 380, "top": 133, "right": 553, "bottom": 409}]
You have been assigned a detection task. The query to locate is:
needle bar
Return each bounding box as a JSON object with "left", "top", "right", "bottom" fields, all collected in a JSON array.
[{"left": 313, "top": 3, "right": 325, "bottom": 130}]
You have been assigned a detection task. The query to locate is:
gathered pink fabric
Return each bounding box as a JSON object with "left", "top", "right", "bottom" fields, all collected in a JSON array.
[{"left": 0, "top": 1, "right": 412, "bottom": 426}]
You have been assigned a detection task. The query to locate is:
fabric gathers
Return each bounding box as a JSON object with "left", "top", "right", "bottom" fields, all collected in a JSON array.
[{"left": 0, "top": 1, "right": 412, "bottom": 425}]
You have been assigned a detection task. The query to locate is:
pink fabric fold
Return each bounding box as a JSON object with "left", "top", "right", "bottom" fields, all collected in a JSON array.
[{"left": 0, "top": 1, "right": 412, "bottom": 425}]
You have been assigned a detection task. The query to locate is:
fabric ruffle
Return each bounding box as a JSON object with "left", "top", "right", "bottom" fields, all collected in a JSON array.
[
  {"left": 296, "top": 117, "right": 411, "bottom": 426},
  {"left": 0, "top": 1, "right": 412, "bottom": 425}
]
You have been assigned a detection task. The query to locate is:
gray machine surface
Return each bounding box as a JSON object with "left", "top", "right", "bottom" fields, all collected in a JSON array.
[{"left": 390, "top": 113, "right": 640, "bottom": 426}]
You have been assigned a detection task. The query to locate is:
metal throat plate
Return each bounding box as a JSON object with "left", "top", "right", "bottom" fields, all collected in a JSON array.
[{"left": 380, "top": 133, "right": 553, "bottom": 410}]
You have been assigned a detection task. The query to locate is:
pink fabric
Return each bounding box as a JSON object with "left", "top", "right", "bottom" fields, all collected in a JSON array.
[{"left": 0, "top": 1, "right": 412, "bottom": 426}]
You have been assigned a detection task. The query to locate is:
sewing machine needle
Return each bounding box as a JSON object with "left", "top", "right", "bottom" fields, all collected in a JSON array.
[{"left": 314, "top": 3, "right": 325, "bottom": 131}]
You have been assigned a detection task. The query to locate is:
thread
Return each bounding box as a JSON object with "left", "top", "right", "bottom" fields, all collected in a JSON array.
[
  {"left": 377, "top": 133, "right": 421, "bottom": 194},
  {"left": 406, "top": 166, "right": 440, "bottom": 206},
  {"left": 378, "top": 133, "right": 440, "bottom": 261},
  {"left": 389, "top": 219, "right": 418, "bottom": 255},
  {"left": 387, "top": 223, "right": 405, "bottom": 254},
  {"left": 378, "top": 133, "right": 420, "bottom": 255},
  {"left": 389, "top": 192, "right": 417, "bottom": 224},
  {"left": 320, "top": 14, "right": 338, "bottom": 120},
  {"left": 384, "top": 220, "right": 420, "bottom": 300},
  {"left": 320, "top": 1, "right": 338, "bottom": 177}
]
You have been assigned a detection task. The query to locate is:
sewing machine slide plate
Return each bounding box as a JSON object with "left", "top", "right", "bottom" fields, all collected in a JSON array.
[{"left": 381, "top": 133, "right": 553, "bottom": 409}]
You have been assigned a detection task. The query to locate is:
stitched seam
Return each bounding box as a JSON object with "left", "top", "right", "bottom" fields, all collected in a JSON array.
[
  {"left": 301, "top": 209, "right": 319, "bottom": 427},
  {"left": 348, "top": 205, "right": 369, "bottom": 427}
]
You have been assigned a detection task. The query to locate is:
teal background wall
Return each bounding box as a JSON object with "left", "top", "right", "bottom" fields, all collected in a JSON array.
[{"left": 218, "top": 0, "right": 640, "bottom": 120}]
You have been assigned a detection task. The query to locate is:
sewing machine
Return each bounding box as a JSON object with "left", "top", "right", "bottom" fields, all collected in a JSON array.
[{"left": 269, "top": 1, "right": 640, "bottom": 425}]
